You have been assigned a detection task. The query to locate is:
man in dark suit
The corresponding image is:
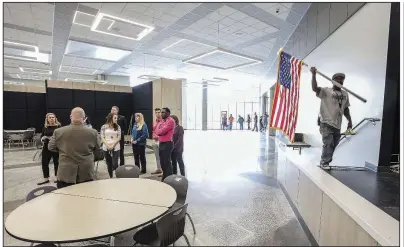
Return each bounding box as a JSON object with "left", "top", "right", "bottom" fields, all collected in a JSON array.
[{"left": 111, "top": 106, "right": 127, "bottom": 166}]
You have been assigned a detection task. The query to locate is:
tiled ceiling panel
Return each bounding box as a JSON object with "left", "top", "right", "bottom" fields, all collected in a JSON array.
[
  {"left": 180, "top": 5, "right": 279, "bottom": 48},
  {"left": 242, "top": 38, "right": 277, "bottom": 58}
]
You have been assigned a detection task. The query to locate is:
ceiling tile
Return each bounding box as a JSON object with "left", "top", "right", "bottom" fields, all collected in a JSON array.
[
  {"left": 228, "top": 11, "right": 248, "bottom": 21},
  {"left": 218, "top": 5, "right": 237, "bottom": 16},
  {"left": 219, "top": 17, "right": 237, "bottom": 26}
]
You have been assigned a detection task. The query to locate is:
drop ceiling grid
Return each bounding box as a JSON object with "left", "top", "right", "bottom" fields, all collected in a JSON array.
[{"left": 180, "top": 5, "right": 279, "bottom": 49}]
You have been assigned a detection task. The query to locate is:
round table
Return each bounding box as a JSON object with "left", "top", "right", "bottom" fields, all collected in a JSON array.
[{"left": 5, "top": 178, "right": 177, "bottom": 244}]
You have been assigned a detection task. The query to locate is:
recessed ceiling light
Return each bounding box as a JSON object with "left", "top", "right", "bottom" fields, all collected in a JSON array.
[
  {"left": 183, "top": 48, "right": 262, "bottom": 70},
  {"left": 4, "top": 41, "right": 39, "bottom": 53},
  {"left": 91, "top": 13, "right": 154, "bottom": 41},
  {"left": 59, "top": 65, "right": 98, "bottom": 75},
  {"left": 19, "top": 67, "right": 52, "bottom": 75},
  {"left": 162, "top": 39, "right": 216, "bottom": 56},
  {"left": 73, "top": 11, "right": 95, "bottom": 27}
]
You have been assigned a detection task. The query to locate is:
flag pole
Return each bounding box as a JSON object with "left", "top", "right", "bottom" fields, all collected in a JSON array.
[{"left": 278, "top": 49, "right": 367, "bottom": 103}]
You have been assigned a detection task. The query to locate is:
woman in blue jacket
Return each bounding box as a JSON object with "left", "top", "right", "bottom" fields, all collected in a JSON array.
[{"left": 131, "top": 113, "right": 149, "bottom": 174}]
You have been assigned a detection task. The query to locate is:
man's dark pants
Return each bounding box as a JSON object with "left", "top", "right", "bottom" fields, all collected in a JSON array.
[
  {"left": 320, "top": 123, "right": 341, "bottom": 166},
  {"left": 119, "top": 135, "right": 125, "bottom": 166},
  {"left": 159, "top": 141, "right": 173, "bottom": 180}
]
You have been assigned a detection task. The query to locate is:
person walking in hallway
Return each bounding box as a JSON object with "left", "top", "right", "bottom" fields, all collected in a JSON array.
[
  {"left": 151, "top": 108, "right": 163, "bottom": 176},
  {"left": 170, "top": 115, "right": 185, "bottom": 176},
  {"left": 48, "top": 107, "right": 101, "bottom": 188},
  {"left": 263, "top": 112, "right": 269, "bottom": 131},
  {"left": 311, "top": 67, "right": 353, "bottom": 170},
  {"left": 37, "top": 113, "right": 61, "bottom": 185},
  {"left": 247, "top": 114, "right": 251, "bottom": 130},
  {"left": 132, "top": 113, "right": 149, "bottom": 174},
  {"left": 100, "top": 113, "right": 121, "bottom": 178},
  {"left": 252, "top": 112, "right": 258, "bottom": 132},
  {"left": 238, "top": 115, "right": 245, "bottom": 130},
  {"left": 228, "top": 114, "right": 234, "bottom": 131},
  {"left": 221, "top": 113, "right": 227, "bottom": 130},
  {"left": 111, "top": 106, "right": 127, "bottom": 166},
  {"left": 156, "top": 107, "right": 175, "bottom": 180}
]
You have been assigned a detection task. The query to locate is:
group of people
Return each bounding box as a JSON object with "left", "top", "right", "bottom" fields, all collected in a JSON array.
[
  {"left": 37, "top": 105, "right": 186, "bottom": 189},
  {"left": 221, "top": 112, "right": 269, "bottom": 132}
]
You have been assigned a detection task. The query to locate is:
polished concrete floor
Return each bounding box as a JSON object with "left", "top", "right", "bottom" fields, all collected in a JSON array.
[{"left": 3, "top": 130, "right": 311, "bottom": 246}]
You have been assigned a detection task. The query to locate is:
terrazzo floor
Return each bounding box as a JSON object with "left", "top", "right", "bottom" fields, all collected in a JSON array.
[{"left": 3, "top": 130, "right": 311, "bottom": 246}]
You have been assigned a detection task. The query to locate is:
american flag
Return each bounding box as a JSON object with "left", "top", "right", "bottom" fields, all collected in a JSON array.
[{"left": 270, "top": 51, "right": 303, "bottom": 143}]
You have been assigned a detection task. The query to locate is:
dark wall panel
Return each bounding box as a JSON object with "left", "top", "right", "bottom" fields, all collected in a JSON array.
[
  {"left": 132, "top": 82, "right": 153, "bottom": 110},
  {"left": 4, "top": 109, "right": 27, "bottom": 130},
  {"left": 4, "top": 92, "right": 26, "bottom": 109},
  {"left": 317, "top": 3, "right": 330, "bottom": 45},
  {"left": 26, "top": 93, "right": 46, "bottom": 111},
  {"left": 27, "top": 109, "right": 46, "bottom": 131},
  {"left": 73, "top": 90, "right": 95, "bottom": 113},
  {"left": 378, "top": 3, "right": 400, "bottom": 168},
  {"left": 47, "top": 88, "right": 73, "bottom": 109},
  {"left": 94, "top": 110, "right": 110, "bottom": 131}
]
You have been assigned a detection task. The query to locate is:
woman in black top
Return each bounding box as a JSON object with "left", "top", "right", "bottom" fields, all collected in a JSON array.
[
  {"left": 37, "top": 113, "right": 61, "bottom": 185},
  {"left": 170, "top": 115, "right": 185, "bottom": 176}
]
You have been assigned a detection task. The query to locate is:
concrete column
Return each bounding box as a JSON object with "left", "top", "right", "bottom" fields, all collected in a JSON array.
[
  {"left": 202, "top": 81, "right": 208, "bottom": 131},
  {"left": 182, "top": 79, "right": 187, "bottom": 129},
  {"left": 268, "top": 85, "right": 276, "bottom": 136}
]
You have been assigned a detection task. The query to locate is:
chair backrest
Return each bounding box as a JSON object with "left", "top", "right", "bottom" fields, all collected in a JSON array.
[
  {"left": 22, "top": 130, "right": 35, "bottom": 139},
  {"left": 163, "top": 175, "right": 188, "bottom": 205},
  {"left": 115, "top": 165, "right": 140, "bottom": 178},
  {"left": 33, "top": 136, "right": 43, "bottom": 149},
  {"left": 26, "top": 186, "right": 57, "bottom": 202},
  {"left": 156, "top": 204, "right": 188, "bottom": 247},
  {"left": 27, "top": 127, "right": 36, "bottom": 134}
]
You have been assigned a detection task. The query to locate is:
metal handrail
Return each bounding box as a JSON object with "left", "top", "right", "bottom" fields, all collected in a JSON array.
[{"left": 340, "top": 117, "right": 381, "bottom": 142}]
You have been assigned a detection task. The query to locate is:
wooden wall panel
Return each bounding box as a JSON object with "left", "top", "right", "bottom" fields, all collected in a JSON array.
[{"left": 47, "top": 80, "right": 73, "bottom": 89}]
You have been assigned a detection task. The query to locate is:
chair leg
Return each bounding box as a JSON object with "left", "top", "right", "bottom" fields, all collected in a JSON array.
[
  {"left": 30, "top": 243, "right": 34, "bottom": 246},
  {"left": 186, "top": 213, "right": 196, "bottom": 234},
  {"left": 110, "top": 235, "right": 115, "bottom": 246},
  {"left": 183, "top": 234, "right": 191, "bottom": 247}
]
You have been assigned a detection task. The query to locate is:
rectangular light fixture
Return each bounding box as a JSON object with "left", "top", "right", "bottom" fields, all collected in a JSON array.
[
  {"left": 19, "top": 67, "right": 52, "bottom": 75},
  {"left": 162, "top": 39, "right": 215, "bottom": 56},
  {"left": 183, "top": 48, "right": 263, "bottom": 70},
  {"left": 4, "top": 41, "right": 39, "bottom": 53},
  {"left": 59, "top": 65, "right": 98, "bottom": 75},
  {"left": 5, "top": 81, "right": 24, "bottom": 85},
  {"left": 137, "top": 75, "right": 161, "bottom": 80},
  {"left": 73, "top": 11, "right": 95, "bottom": 27},
  {"left": 4, "top": 55, "right": 38, "bottom": 62},
  {"left": 91, "top": 13, "right": 154, "bottom": 41}
]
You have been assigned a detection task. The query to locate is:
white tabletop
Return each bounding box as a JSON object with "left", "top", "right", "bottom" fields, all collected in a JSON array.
[
  {"left": 52, "top": 178, "right": 177, "bottom": 207},
  {"left": 5, "top": 130, "right": 27, "bottom": 134},
  {"left": 5, "top": 193, "right": 168, "bottom": 243}
]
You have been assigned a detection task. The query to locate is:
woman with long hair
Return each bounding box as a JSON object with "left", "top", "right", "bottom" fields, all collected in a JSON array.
[
  {"left": 100, "top": 113, "right": 121, "bottom": 178},
  {"left": 132, "top": 113, "right": 149, "bottom": 174},
  {"left": 37, "top": 113, "right": 61, "bottom": 185},
  {"left": 170, "top": 115, "right": 185, "bottom": 176}
]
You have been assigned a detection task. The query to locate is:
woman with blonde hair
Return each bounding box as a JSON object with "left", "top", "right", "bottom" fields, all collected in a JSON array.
[
  {"left": 100, "top": 113, "right": 121, "bottom": 178},
  {"left": 37, "top": 113, "right": 61, "bottom": 185},
  {"left": 131, "top": 113, "right": 149, "bottom": 174}
]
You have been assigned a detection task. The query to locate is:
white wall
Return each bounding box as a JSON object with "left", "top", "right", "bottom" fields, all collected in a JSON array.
[{"left": 296, "top": 3, "right": 391, "bottom": 166}]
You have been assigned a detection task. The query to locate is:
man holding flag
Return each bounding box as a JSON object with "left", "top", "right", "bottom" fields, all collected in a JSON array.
[{"left": 311, "top": 67, "right": 353, "bottom": 170}]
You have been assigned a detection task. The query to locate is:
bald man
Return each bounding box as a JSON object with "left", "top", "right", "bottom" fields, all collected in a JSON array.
[{"left": 49, "top": 107, "right": 101, "bottom": 188}]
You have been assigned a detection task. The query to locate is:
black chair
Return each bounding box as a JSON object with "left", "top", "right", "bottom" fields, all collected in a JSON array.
[
  {"left": 33, "top": 244, "right": 57, "bottom": 247},
  {"left": 133, "top": 204, "right": 191, "bottom": 247},
  {"left": 163, "top": 175, "right": 196, "bottom": 235},
  {"left": 26, "top": 186, "right": 57, "bottom": 202},
  {"left": 94, "top": 148, "right": 104, "bottom": 179},
  {"left": 21, "top": 130, "right": 35, "bottom": 148},
  {"left": 115, "top": 165, "right": 140, "bottom": 178}
]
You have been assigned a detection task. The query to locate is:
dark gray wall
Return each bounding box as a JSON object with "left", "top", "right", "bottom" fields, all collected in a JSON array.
[{"left": 268, "top": 3, "right": 365, "bottom": 78}]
